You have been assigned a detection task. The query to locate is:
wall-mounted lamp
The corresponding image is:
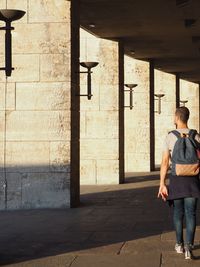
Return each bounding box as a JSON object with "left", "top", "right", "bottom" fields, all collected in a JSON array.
[
  {"left": 0, "top": 9, "right": 26, "bottom": 77},
  {"left": 180, "top": 100, "right": 188, "bottom": 107},
  {"left": 78, "top": 62, "right": 99, "bottom": 100},
  {"left": 154, "top": 94, "right": 165, "bottom": 114},
  {"left": 124, "top": 84, "right": 138, "bottom": 110}
]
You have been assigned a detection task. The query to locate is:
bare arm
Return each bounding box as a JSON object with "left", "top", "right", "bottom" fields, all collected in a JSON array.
[{"left": 158, "top": 151, "right": 170, "bottom": 201}]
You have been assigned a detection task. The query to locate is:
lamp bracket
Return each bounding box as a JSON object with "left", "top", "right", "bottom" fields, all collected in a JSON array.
[
  {"left": 78, "top": 71, "right": 93, "bottom": 74},
  {"left": 0, "top": 67, "right": 14, "bottom": 70},
  {"left": 0, "top": 26, "right": 14, "bottom": 30},
  {"left": 124, "top": 105, "right": 134, "bottom": 109}
]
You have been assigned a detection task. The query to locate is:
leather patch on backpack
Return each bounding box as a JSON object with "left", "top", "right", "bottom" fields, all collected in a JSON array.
[{"left": 176, "top": 163, "right": 199, "bottom": 176}]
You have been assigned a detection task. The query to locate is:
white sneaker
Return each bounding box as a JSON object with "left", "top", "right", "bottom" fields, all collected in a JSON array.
[
  {"left": 175, "top": 243, "right": 184, "bottom": 254},
  {"left": 184, "top": 245, "right": 193, "bottom": 260}
]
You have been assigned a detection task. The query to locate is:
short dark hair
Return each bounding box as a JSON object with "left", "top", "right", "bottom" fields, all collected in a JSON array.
[{"left": 175, "top": 107, "right": 190, "bottom": 123}]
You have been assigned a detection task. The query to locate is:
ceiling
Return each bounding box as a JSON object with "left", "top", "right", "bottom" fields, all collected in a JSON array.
[{"left": 80, "top": 0, "right": 200, "bottom": 83}]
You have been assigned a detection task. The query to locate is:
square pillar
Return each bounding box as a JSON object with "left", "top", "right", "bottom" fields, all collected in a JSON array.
[
  {"left": 70, "top": 0, "right": 80, "bottom": 207},
  {"left": 154, "top": 71, "right": 176, "bottom": 166},
  {"left": 149, "top": 60, "right": 155, "bottom": 171},
  {"left": 80, "top": 29, "right": 124, "bottom": 185},
  {"left": 180, "top": 80, "right": 199, "bottom": 131},
  {"left": 0, "top": 0, "right": 80, "bottom": 209},
  {"left": 118, "top": 41, "right": 125, "bottom": 184},
  {"left": 124, "top": 57, "right": 150, "bottom": 172}
]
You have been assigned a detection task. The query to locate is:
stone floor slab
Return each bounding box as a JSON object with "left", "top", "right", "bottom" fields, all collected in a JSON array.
[{"left": 71, "top": 254, "right": 161, "bottom": 267}]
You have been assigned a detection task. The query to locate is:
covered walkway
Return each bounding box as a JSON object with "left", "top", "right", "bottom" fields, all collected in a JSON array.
[{"left": 1, "top": 173, "right": 200, "bottom": 266}]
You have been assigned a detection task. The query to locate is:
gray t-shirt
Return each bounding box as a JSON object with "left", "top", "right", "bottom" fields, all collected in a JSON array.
[{"left": 163, "top": 128, "right": 200, "bottom": 156}]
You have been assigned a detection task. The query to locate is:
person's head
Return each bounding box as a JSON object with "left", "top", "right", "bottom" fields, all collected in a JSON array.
[{"left": 174, "top": 106, "right": 190, "bottom": 126}]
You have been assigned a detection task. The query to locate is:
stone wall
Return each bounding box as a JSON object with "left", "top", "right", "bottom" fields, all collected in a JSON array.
[
  {"left": 124, "top": 56, "right": 150, "bottom": 172},
  {"left": 80, "top": 29, "right": 122, "bottom": 185},
  {"left": 0, "top": 0, "right": 74, "bottom": 209},
  {"left": 180, "top": 80, "right": 199, "bottom": 131},
  {"left": 154, "top": 70, "right": 176, "bottom": 166}
]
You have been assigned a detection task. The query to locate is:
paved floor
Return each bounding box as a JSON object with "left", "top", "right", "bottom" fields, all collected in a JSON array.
[{"left": 1, "top": 172, "right": 200, "bottom": 267}]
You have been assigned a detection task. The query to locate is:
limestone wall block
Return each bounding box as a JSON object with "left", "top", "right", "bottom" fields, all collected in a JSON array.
[
  {"left": 96, "top": 160, "right": 119, "bottom": 184},
  {"left": 98, "top": 41, "right": 119, "bottom": 85},
  {"left": 0, "top": 173, "right": 6, "bottom": 210},
  {"left": 0, "top": 55, "right": 40, "bottom": 82},
  {"left": 40, "top": 54, "right": 70, "bottom": 82},
  {"left": 99, "top": 85, "right": 119, "bottom": 111},
  {"left": 80, "top": 111, "right": 86, "bottom": 138},
  {"left": 125, "top": 113, "right": 150, "bottom": 128},
  {"left": 29, "top": 0, "right": 70, "bottom": 23},
  {"left": 0, "top": 83, "right": 5, "bottom": 109},
  {"left": 0, "top": 82, "right": 14, "bottom": 112},
  {"left": 22, "top": 172, "right": 70, "bottom": 208},
  {"left": 0, "top": 112, "right": 5, "bottom": 141},
  {"left": 0, "top": 142, "right": 4, "bottom": 172},
  {"left": 16, "top": 82, "right": 70, "bottom": 110},
  {"left": 6, "top": 172, "right": 70, "bottom": 209},
  {"left": 80, "top": 160, "right": 96, "bottom": 185},
  {"left": 7, "top": 0, "right": 28, "bottom": 23},
  {"left": 80, "top": 83, "right": 100, "bottom": 111},
  {"left": 124, "top": 136, "right": 137, "bottom": 151},
  {"left": 80, "top": 31, "right": 100, "bottom": 62},
  {"left": 6, "top": 173, "right": 22, "bottom": 209},
  {"left": 6, "top": 83, "right": 16, "bottom": 110},
  {"left": 50, "top": 141, "right": 70, "bottom": 172},
  {"left": 6, "top": 141, "right": 50, "bottom": 172},
  {"left": 126, "top": 153, "right": 150, "bottom": 172},
  {"left": 6, "top": 111, "right": 70, "bottom": 141},
  {"left": 0, "top": 1, "right": 5, "bottom": 8},
  {"left": 85, "top": 111, "right": 118, "bottom": 139},
  {"left": 11, "top": 23, "right": 70, "bottom": 54},
  {"left": 80, "top": 139, "right": 118, "bottom": 160}
]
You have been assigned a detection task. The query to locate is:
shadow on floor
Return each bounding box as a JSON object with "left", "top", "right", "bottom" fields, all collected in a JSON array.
[{"left": 0, "top": 172, "right": 200, "bottom": 266}]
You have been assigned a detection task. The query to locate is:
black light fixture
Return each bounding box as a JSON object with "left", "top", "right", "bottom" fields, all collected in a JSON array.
[
  {"left": 180, "top": 100, "right": 188, "bottom": 106},
  {"left": 78, "top": 62, "right": 99, "bottom": 100},
  {"left": 124, "top": 84, "right": 138, "bottom": 110},
  {"left": 0, "top": 9, "right": 26, "bottom": 77},
  {"left": 154, "top": 94, "right": 165, "bottom": 114}
]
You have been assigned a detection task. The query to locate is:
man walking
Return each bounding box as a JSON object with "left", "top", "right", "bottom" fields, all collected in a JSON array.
[{"left": 158, "top": 106, "right": 200, "bottom": 260}]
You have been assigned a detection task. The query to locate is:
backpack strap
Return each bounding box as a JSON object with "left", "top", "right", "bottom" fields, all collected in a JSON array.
[
  {"left": 169, "top": 130, "right": 181, "bottom": 139},
  {"left": 189, "top": 129, "right": 197, "bottom": 140}
]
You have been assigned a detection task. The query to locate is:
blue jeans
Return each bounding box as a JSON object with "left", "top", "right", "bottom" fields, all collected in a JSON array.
[{"left": 173, "top": 197, "right": 198, "bottom": 245}]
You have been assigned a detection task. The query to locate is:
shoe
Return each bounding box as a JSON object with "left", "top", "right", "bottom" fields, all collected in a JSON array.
[
  {"left": 175, "top": 243, "right": 184, "bottom": 254},
  {"left": 184, "top": 245, "right": 193, "bottom": 260}
]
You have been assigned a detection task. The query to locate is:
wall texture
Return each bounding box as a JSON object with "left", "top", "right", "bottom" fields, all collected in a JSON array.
[
  {"left": 154, "top": 70, "right": 176, "bottom": 166},
  {"left": 0, "top": 0, "right": 74, "bottom": 209},
  {"left": 80, "top": 29, "right": 123, "bottom": 185},
  {"left": 124, "top": 56, "right": 150, "bottom": 172},
  {"left": 180, "top": 80, "right": 199, "bottom": 131}
]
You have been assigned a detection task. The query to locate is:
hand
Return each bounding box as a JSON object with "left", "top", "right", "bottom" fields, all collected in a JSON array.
[{"left": 157, "top": 185, "right": 168, "bottom": 201}]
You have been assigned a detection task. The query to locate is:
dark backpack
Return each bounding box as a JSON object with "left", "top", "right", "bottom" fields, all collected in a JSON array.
[{"left": 170, "top": 129, "right": 200, "bottom": 176}]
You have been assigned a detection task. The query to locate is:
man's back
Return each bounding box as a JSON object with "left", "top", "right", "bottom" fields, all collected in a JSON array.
[{"left": 163, "top": 128, "right": 200, "bottom": 157}]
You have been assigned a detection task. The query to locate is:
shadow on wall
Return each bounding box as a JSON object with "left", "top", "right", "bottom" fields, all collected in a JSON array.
[
  {"left": 1, "top": 173, "right": 200, "bottom": 265},
  {"left": 0, "top": 165, "right": 71, "bottom": 210}
]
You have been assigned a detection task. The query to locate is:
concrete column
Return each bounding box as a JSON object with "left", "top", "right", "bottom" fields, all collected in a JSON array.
[
  {"left": 118, "top": 41, "right": 125, "bottom": 184},
  {"left": 70, "top": 0, "right": 80, "bottom": 207},
  {"left": 154, "top": 71, "right": 176, "bottom": 166},
  {"left": 180, "top": 80, "right": 199, "bottom": 131},
  {"left": 124, "top": 56, "right": 150, "bottom": 172},
  {"left": 149, "top": 60, "right": 155, "bottom": 171},
  {"left": 80, "top": 29, "right": 123, "bottom": 185},
  {"left": 0, "top": 0, "right": 80, "bottom": 209}
]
